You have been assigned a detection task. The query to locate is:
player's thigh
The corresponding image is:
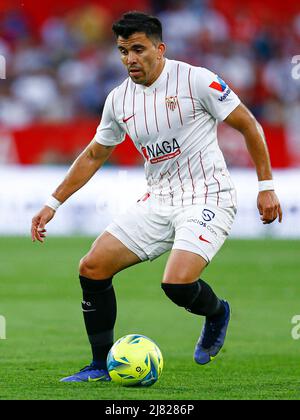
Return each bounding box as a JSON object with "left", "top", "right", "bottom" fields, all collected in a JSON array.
[
  {"left": 79, "top": 231, "right": 142, "bottom": 279},
  {"left": 106, "top": 196, "right": 174, "bottom": 261},
  {"left": 162, "top": 249, "right": 207, "bottom": 284},
  {"left": 163, "top": 205, "right": 236, "bottom": 284}
]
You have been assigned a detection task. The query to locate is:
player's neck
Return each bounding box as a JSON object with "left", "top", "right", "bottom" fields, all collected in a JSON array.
[{"left": 145, "top": 58, "right": 166, "bottom": 87}]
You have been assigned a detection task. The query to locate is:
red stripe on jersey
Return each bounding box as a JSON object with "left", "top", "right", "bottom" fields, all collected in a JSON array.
[
  {"left": 142, "top": 192, "right": 151, "bottom": 201},
  {"left": 167, "top": 170, "right": 174, "bottom": 206},
  {"left": 176, "top": 64, "right": 180, "bottom": 95},
  {"left": 137, "top": 192, "right": 151, "bottom": 202},
  {"left": 212, "top": 164, "right": 221, "bottom": 206},
  {"left": 159, "top": 172, "right": 163, "bottom": 198},
  {"left": 227, "top": 176, "right": 235, "bottom": 207},
  {"left": 188, "top": 157, "right": 196, "bottom": 204},
  {"left": 132, "top": 85, "right": 138, "bottom": 138},
  {"left": 188, "top": 68, "right": 196, "bottom": 120},
  {"left": 122, "top": 79, "right": 132, "bottom": 137},
  {"left": 177, "top": 98, "right": 183, "bottom": 126},
  {"left": 143, "top": 92, "right": 149, "bottom": 135},
  {"left": 154, "top": 88, "right": 159, "bottom": 132},
  {"left": 165, "top": 73, "right": 171, "bottom": 129},
  {"left": 176, "top": 64, "right": 184, "bottom": 126},
  {"left": 176, "top": 161, "right": 184, "bottom": 206},
  {"left": 122, "top": 79, "right": 129, "bottom": 118},
  {"left": 199, "top": 151, "right": 208, "bottom": 204}
]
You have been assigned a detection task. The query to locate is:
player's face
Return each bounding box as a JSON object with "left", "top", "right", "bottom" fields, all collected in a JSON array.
[{"left": 117, "top": 32, "right": 166, "bottom": 87}]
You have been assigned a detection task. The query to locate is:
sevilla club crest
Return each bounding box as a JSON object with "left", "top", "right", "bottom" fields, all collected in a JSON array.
[{"left": 165, "top": 96, "right": 178, "bottom": 111}]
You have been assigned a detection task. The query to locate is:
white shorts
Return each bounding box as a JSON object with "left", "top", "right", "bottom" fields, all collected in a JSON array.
[{"left": 106, "top": 194, "right": 236, "bottom": 263}]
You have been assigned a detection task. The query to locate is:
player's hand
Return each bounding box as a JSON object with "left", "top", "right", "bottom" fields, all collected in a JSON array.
[
  {"left": 257, "top": 191, "right": 283, "bottom": 224},
  {"left": 31, "top": 206, "right": 55, "bottom": 243}
]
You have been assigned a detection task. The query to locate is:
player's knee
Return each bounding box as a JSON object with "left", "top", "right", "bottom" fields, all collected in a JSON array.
[
  {"left": 79, "top": 256, "right": 95, "bottom": 278},
  {"left": 161, "top": 282, "right": 199, "bottom": 308},
  {"left": 163, "top": 271, "right": 192, "bottom": 285},
  {"left": 79, "top": 255, "right": 112, "bottom": 280}
]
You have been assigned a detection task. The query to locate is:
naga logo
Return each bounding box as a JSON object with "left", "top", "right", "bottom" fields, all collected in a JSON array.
[{"left": 141, "top": 138, "right": 181, "bottom": 164}]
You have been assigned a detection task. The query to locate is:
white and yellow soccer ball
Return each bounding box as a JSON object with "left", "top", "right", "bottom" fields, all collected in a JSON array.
[{"left": 107, "top": 334, "right": 163, "bottom": 387}]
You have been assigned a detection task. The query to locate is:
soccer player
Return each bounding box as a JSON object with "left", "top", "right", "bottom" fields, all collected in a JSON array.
[{"left": 31, "top": 12, "right": 282, "bottom": 382}]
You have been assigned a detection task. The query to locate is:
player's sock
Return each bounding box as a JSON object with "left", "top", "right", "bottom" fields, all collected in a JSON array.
[
  {"left": 79, "top": 275, "right": 116, "bottom": 370},
  {"left": 191, "top": 279, "right": 225, "bottom": 319},
  {"left": 161, "top": 279, "right": 225, "bottom": 318}
]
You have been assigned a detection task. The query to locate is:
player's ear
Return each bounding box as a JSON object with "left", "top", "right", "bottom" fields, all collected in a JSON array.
[{"left": 157, "top": 43, "right": 166, "bottom": 60}]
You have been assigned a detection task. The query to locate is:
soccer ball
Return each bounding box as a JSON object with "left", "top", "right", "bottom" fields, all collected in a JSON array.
[{"left": 107, "top": 334, "right": 163, "bottom": 387}]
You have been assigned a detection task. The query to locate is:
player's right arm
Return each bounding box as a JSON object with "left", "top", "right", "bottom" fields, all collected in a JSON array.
[
  {"left": 31, "top": 140, "right": 115, "bottom": 243},
  {"left": 32, "top": 88, "right": 125, "bottom": 243}
]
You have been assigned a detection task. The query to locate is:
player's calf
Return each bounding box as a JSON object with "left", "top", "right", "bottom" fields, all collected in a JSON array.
[
  {"left": 161, "top": 280, "right": 230, "bottom": 365},
  {"left": 80, "top": 275, "right": 117, "bottom": 370},
  {"left": 161, "top": 279, "right": 225, "bottom": 317}
]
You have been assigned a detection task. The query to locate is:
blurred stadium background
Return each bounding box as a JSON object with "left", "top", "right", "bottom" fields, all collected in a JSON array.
[
  {"left": 1, "top": 0, "right": 300, "bottom": 401},
  {"left": 0, "top": 0, "right": 299, "bottom": 238}
]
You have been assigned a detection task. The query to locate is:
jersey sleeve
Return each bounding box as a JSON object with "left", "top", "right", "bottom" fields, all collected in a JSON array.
[
  {"left": 94, "top": 90, "right": 126, "bottom": 146},
  {"left": 193, "top": 67, "right": 241, "bottom": 121}
]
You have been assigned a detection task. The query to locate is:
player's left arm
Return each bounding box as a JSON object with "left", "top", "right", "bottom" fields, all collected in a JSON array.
[{"left": 224, "top": 103, "right": 283, "bottom": 224}]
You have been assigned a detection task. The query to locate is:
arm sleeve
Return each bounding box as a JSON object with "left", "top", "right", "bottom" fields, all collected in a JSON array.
[
  {"left": 94, "top": 90, "right": 126, "bottom": 146},
  {"left": 193, "top": 67, "right": 241, "bottom": 121}
]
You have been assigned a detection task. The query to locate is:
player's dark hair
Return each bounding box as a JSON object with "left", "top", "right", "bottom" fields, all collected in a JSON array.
[{"left": 112, "top": 11, "right": 163, "bottom": 43}]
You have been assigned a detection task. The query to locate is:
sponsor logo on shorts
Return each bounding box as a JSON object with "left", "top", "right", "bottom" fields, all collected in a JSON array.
[
  {"left": 187, "top": 218, "right": 217, "bottom": 237},
  {"left": 199, "top": 234, "right": 211, "bottom": 244},
  {"left": 141, "top": 138, "right": 181, "bottom": 164},
  {"left": 202, "top": 209, "right": 215, "bottom": 222}
]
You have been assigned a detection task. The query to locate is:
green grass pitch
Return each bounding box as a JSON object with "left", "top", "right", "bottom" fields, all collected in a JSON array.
[{"left": 0, "top": 237, "right": 300, "bottom": 400}]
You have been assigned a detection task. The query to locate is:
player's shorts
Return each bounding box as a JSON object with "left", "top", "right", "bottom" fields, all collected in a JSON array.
[{"left": 106, "top": 193, "right": 236, "bottom": 263}]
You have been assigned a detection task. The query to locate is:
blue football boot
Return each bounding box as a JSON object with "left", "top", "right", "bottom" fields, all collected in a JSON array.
[
  {"left": 194, "top": 300, "right": 230, "bottom": 365},
  {"left": 60, "top": 363, "right": 111, "bottom": 383}
]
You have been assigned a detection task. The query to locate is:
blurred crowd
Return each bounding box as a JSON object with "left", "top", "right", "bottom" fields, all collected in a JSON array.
[{"left": 0, "top": 0, "right": 299, "bottom": 132}]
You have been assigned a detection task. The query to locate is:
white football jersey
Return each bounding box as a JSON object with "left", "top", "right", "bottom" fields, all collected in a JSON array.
[{"left": 95, "top": 58, "right": 241, "bottom": 208}]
